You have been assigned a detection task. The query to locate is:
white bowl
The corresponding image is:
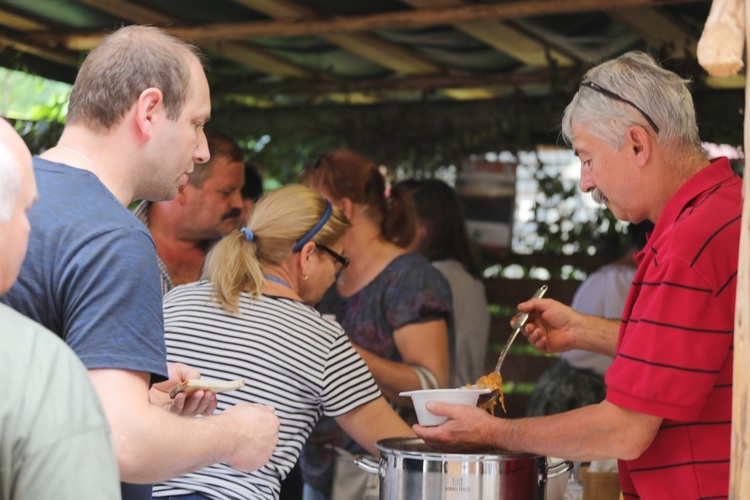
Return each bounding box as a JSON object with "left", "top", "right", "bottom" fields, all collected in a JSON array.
[{"left": 400, "top": 388, "right": 490, "bottom": 426}]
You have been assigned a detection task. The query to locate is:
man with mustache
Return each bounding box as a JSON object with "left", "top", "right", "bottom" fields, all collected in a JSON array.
[
  {"left": 414, "top": 51, "right": 740, "bottom": 499},
  {"left": 134, "top": 128, "right": 245, "bottom": 295}
]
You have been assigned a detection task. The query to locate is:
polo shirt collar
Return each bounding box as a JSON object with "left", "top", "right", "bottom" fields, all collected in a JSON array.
[{"left": 649, "top": 156, "right": 734, "bottom": 243}]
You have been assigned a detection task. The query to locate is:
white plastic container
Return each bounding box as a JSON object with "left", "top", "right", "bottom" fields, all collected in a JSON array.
[{"left": 399, "top": 388, "right": 490, "bottom": 426}]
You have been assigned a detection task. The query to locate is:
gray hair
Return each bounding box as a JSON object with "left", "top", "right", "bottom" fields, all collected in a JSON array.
[
  {"left": 562, "top": 51, "right": 703, "bottom": 157},
  {"left": 0, "top": 141, "right": 20, "bottom": 221}
]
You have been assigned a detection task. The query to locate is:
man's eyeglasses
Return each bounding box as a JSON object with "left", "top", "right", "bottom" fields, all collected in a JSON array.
[
  {"left": 315, "top": 242, "right": 349, "bottom": 275},
  {"left": 580, "top": 79, "right": 660, "bottom": 134}
]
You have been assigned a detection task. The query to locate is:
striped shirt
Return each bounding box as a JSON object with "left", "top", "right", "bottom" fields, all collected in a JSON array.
[
  {"left": 606, "top": 158, "right": 740, "bottom": 499},
  {"left": 152, "top": 280, "right": 382, "bottom": 500},
  {"left": 132, "top": 201, "right": 173, "bottom": 296}
]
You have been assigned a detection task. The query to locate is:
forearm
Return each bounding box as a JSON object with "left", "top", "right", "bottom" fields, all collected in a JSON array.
[
  {"left": 111, "top": 402, "right": 233, "bottom": 482},
  {"left": 337, "top": 398, "right": 415, "bottom": 457},
  {"left": 356, "top": 348, "right": 422, "bottom": 404},
  {"left": 91, "top": 369, "right": 278, "bottom": 483},
  {"left": 498, "top": 402, "right": 658, "bottom": 461},
  {"left": 574, "top": 316, "right": 620, "bottom": 357}
]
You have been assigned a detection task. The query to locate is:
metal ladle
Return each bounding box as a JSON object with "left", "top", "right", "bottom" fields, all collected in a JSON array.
[{"left": 476, "top": 284, "right": 549, "bottom": 407}]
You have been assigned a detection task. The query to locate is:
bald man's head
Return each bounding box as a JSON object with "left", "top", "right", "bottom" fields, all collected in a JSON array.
[{"left": 0, "top": 119, "right": 36, "bottom": 295}]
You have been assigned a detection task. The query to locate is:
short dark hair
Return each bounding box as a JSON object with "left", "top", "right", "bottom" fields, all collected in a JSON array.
[
  {"left": 242, "top": 163, "right": 264, "bottom": 202},
  {"left": 399, "top": 178, "right": 481, "bottom": 278},
  {"left": 189, "top": 128, "right": 244, "bottom": 188}
]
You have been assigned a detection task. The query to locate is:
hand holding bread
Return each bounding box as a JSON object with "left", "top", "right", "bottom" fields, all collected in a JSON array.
[{"left": 169, "top": 379, "right": 246, "bottom": 399}]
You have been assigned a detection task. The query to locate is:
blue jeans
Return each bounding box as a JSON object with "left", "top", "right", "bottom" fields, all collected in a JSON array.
[{"left": 302, "top": 484, "right": 329, "bottom": 500}]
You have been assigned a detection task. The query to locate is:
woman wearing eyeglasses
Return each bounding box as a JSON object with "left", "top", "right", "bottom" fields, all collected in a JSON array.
[
  {"left": 152, "top": 184, "right": 413, "bottom": 500},
  {"left": 299, "top": 150, "right": 453, "bottom": 500}
]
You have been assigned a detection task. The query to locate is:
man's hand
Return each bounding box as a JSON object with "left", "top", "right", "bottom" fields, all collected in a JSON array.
[
  {"left": 516, "top": 298, "right": 580, "bottom": 354},
  {"left": 221, "top": 403, "right": 280, "bottom": 472},
  {"left": 412, "top": 402, "right": 502, "bottom": 453},
  {"left": 150, "top": 362, "right": 217, "bottom": 416}
]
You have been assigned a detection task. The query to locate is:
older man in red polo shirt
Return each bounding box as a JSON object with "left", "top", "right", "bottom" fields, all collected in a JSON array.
[{"left": 414, "top": 51, "right": 739, "bottom": 499}]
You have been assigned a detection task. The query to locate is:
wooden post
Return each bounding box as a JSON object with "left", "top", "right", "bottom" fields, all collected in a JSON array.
[
  {"left": 697, "top": 0, "right": 747, "bottom": 497},
  {"left": 731, "top": 1, "right": 750, "bottom": 493},
  {"left": 732, "top": 49, "right": 750, "bottom": 494}
]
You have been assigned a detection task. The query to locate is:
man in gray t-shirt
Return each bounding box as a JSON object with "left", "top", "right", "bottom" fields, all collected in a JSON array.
[{"left": 0, "top": 118, "right": 120, "bottom": 499}]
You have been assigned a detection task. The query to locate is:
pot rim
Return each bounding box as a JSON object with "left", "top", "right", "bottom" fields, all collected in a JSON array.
[{"left": 375, "top": 437, "right": 542, "bottom": 461}]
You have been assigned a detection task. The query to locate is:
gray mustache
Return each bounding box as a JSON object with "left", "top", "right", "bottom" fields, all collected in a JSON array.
[{"left": 591, "top": 188, "right": 607, "bottom": 204}]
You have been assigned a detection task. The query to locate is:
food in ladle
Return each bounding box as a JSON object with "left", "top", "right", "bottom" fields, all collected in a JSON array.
[{"left": 469, "top": 372, "right": 506, "bottom": 416}]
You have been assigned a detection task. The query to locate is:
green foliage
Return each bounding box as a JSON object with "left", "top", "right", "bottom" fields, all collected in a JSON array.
[
  {"left": 0, "top": 67, "right": 70, "bottom": 155},
  {"left": 502, "top": 382, "right": 537, "bottom": 395},
  {"left": 525, "top": 163, "right": 630, "bottom": 266},
  {"left": 4, "top": 65, "right": 631, "bottom": 264},
  {"left": 240, "top": 134, "right": 341, "bottom": 186},
  {"left": 0, "top": 68, "right": 70, "bottom": 121},
  {"left": 14, "top": 119, "right": 64, "bottom": 155}
]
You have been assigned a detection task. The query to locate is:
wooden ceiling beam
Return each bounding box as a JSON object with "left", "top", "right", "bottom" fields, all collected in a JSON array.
[
  {"left": 202, "top": 40, "right": 315, "bottom": 78},
  {"left": 321, "top": 32, "right": 442, "bottom": 74},
  {"left": 218, "top": 66, "right": 579, "bottom": 97},
  {"left": 48, "top": 0, "right": 699, "bottom": 50},
  {"left": 0, "top": 8, "right": 77, "bottom": 67},
  {"left": 606, "top": 7, "right": 697, "bottom": 58},
  {"left": 513, "top": 15, "right": 638, "bottom": 62},
  {"left": 0, "top": 7, "right": 47, "bottom": 31},
  {"left": 454, "top": 21, "right": 575, "bottom": 67},
  {"left": 401, "top": 0, "right": 574, "bottom": 67},
  {"left": 229, "top": 0, "right": 316, "bottom": 19},
  {"left": 229, "top": 0, "right": 443, "bottom": 74},
  {"left": 76, "top": 0, "right": 316, "bottom": 78},
  {"left": 0, "top": 30, "right": 79, "bottom": 67},
  {"left": 76, "top": 0, "right": 173, "bottom": 24},
  {"left": 229, "top": 1, "right": 503, "bottom": 103}
]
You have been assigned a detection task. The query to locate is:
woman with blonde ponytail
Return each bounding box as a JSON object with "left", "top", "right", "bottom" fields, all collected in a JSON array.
[{"left": 153, "top": 184, "right": 413, "bottom": 500}]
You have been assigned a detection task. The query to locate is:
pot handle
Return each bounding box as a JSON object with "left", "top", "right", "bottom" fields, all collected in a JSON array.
[
  {"left": 353, "top": 455, "right": 379, "bottom": 474},
  {"left": 547, "top": 460, "right": 574, "bottom": 479}
]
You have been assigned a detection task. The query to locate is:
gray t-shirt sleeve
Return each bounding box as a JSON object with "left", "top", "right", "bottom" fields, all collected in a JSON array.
[{"left": 0, "top": 304, "right": 121, "bottom": 500}]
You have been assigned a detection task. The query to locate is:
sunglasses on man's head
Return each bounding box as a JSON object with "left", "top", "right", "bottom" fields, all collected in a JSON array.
[{"left": 580, "top": 79, "right": 660, "bottom": 134}]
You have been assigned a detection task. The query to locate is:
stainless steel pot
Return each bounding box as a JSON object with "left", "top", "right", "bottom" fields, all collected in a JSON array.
[{"left": 354, "top": 437, "right": 571, "bottom": 500}]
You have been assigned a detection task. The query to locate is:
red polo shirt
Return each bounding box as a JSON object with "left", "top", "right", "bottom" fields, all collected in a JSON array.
[{"left": 606, "top": 157, "right": 741, "bottom": 499}]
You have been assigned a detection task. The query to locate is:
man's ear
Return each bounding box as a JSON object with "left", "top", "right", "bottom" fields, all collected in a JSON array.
[
  {"left": 134, "top": 87, "right": 164, "bottom": 141},
  {"left": 628, "top": 125, "right": 652, "bottom": 168}
]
